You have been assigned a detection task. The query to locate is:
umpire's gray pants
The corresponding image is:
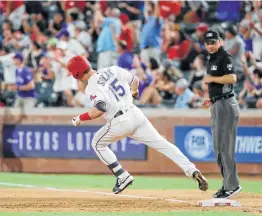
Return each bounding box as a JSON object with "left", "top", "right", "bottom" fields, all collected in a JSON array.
[{"left": 210, "top": 97, "right": 240, "bottom": 190}]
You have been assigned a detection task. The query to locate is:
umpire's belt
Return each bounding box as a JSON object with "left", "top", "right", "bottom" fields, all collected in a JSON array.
[{"left": 210, "top": 93, "right": 234, "bottom": 104}]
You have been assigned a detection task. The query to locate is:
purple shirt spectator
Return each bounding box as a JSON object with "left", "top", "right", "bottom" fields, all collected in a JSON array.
[
  {"left": 117, "top": 51, "right": 133, "bottom": 70},
  {"left": 138, "top": 73, "right": 153, "bottom": 99},
  {"left": 16, "top": 66, "right": 35, "bottom": 98}
]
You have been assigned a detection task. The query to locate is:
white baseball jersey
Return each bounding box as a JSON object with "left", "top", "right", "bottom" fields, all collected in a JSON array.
[
  {"left": 85, "top": 66, "right": 134, "bottom": 121},
  {"left": 0, "top": 53, "right": 16, "bottom": 84}
]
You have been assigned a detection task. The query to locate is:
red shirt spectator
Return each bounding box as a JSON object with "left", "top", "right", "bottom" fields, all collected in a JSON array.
[
  {"left": 159, "top": 1, "right": 181, "bottom": 19},
  {"left": 2, "top": 0, "right": 24, "bottom": 14},
  {"left": 62, "top": 0, "right": 86, "bottom": 12},
  {"left": 119, "top": 14, "right": 133, "bottom": 52},
  {"left": 167, "top": 40, "right": 190, "bottom": 60},
  {"left": 99, "top": 0, "right": 108, "bottom": 14}
]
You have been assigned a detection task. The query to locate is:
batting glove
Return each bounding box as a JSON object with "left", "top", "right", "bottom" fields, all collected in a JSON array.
[
  {"left": 72, "top": 115, "right": 81, "bottom": 127},
  {"left": 131, "top": 89, "right": 139, "bottom": 100}
]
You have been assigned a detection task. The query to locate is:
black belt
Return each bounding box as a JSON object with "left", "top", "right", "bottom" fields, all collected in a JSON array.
[
  {"left": 210, "top": 93, "right": 234, "bottom": 104},
  {"left": 114, "top": 110, "right": 123, "bottom": 118}
]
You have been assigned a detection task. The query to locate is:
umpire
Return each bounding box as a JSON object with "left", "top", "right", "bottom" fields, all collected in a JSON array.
[{"left": 203, "top": 30, "right": 241, "bottom": 199}]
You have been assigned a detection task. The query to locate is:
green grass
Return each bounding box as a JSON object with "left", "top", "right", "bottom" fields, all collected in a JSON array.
[
  {"left": 0, "top": 212, "right": 255, "bottom": 216},
  {"left": 0, "top": 173, "right": 261, "bottom": 193}
]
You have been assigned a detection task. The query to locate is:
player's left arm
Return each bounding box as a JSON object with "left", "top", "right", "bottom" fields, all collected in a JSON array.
[
  {"left": 72, "top": 106, "right": 105, "bottom": 126},
  {"left": 72, "top": 90, "right": 106, "bottom": 126},
  {"left": 204, "top": 55, "right": 237, "bottom": 85}
]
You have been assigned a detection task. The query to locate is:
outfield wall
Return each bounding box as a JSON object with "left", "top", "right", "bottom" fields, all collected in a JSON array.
[{"left": 0, "top": 108, "right": 262, "bottom": 175}]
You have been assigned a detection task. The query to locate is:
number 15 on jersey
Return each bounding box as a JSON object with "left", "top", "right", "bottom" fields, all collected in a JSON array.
[{"left": 110, "top": 78, "right": 126, "bottom": 101}]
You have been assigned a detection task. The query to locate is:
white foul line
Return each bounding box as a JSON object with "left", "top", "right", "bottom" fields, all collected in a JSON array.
[{"left": 0, "top": 182, "right": 190, "bottom": 204}]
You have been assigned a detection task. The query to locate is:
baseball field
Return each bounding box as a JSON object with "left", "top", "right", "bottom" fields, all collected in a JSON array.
[{"left": 0, "top": 173, "right": 261, "bottom": 216}]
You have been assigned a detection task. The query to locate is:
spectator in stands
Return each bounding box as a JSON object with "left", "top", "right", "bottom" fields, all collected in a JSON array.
[
  {"left": 188, "top": 54, "right": 206, "bottom": 91},
  {"left": 39, "top": 55, "right": 53, "bottom": 83},
  {"left": 118, "top": 13, "right": 133, "bottom": 52},
  {"left": 159, "top": 1, "right": 181, "bottom": 20},
  {"left": 140, "top": 1, "right": 163, "bottom": 64},
  {"left": 116, "top": 40, "right": 133, "bottom": 70},
  {"left": 190, "top": 80, "right": 205, "bottom": 108},
  {"left": 246, "top": 0, "right": 261, "bottom": 23},
  {"left": 2, "top": 19, "right": 12, "bottom": 32},
  {"left": 35, "top": 55, "right": 54, "bottom": 107},
  {"left": 250, "top": 9, "right": 262, "bottom": 61},
  {"left": 30, "top": 22, "right": 48, "bottom": 46},
  {"left": 46, "top": 37, "right": 59, "bottom": 59},
  {"left": 70, "top": 81, "right": 91, "bottom": 108},
  {"left": 117, "top": 1, "right": 143, "bottom": 46},
  {"left": 238, "top": 80, "right": 258, "bottom": 109},
  {"left": 156, "top": 71, "right": 176, "bottom": 106},
  {"left": 163, "top": 29, "right": 190, "bottom": 65},
  {"left": 64, "top": 9, "right": 80, "bottom": 38},
  {"left": 180, "top": 23, "right": 208, "bottom": 71},
  {"left": 24, "top": 1, "right": 44, "bottom": 17},
  {"left": 224, "top": 24, "right": 245, "bottom": 96},
  {"left": 131, "top": 54, "right": 153, "bottom": 102},
  {"left": 183, "top": 1, "right": 209, "bottom": 23},
  {"left": 95, "top": 6, "right": 121, "bottom": 69},
  {"left": 88, "top": 19, "right": 101, "bottom": 45},
  {"left": 139, "top": 62, "right": 175, "bottom": 106},
  {"left": 74, "top": 20, "right": 93, "bottom": 53},
  {"left": 0, "top": 46, "right": 16, "bottom": 106},
  {"left": 49, "top": 41, "right": 77, "bottom": 107},
  {"left": 251, "top": 69, "right": 262, "bottom": 100},
  {"left": 13, "top": 52, "right": 36, "bottom": 108},
  {"left": 60, "top": 0, "right": 86, "bottom": 13},
  {"left": 26, "top": 41, "right": 44, "bottom": 76},
  {"left": 57, "top": 29, "right": 87, "bottom": 57},
  {"left": 239, "top": 19, "right": 253, "bottom": 52},
  {"left": 48, "top": 12, "right": 65, "bottom": 36},
  {"left": 2, "top": 0, "right": 25, "bottom": 31},
  {"left": 44, "top": 1, "right": 63, "bottom": 21},
  {"left": 2, "top": 29, "right": 16, "bottom": 53},
  {"left": 174, "top": 78, "right": 195, "bottom": 109}
]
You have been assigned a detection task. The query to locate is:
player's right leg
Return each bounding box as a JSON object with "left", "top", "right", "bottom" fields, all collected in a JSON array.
[
  {"left": 129, "top": 111, "right": 208, "bottom": 191},
  {"left": 91, "top": 117, "right": 134, "bottom": 194}
]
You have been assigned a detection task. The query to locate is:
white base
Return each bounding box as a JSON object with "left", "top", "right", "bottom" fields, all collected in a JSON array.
[{"left": 197, "top": 198, "right": 241, "bottom": 207}]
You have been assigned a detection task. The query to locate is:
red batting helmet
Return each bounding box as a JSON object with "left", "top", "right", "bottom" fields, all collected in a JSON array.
[{"left": 67, "top": 55, "right": 91, "bottom": 79}]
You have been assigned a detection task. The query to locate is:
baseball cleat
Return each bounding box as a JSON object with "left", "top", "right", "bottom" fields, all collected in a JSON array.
[
  {"left": 113, "top": 175, "right": 134, "bottom": 194},
  {"left": 193, "top": 171, "right": 208, "bottom": 191},
  {"left": 213, "top": 185, "right": 242, "bottom": 199}
]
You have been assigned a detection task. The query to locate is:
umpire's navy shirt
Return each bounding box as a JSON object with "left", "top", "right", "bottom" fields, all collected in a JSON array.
[
  {"left": 15, "top": 66, "right": 36, "bottom": 98},
  {"left": 207, "top": 47, "right": 236, "bottom": 98}
]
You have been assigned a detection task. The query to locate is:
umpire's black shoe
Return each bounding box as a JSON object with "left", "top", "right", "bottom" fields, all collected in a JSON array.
[
  {"left": 213, "top": 187, "right": 224, "bottom": 198},
  {"left": 192, "top": 171, "right": 208, "bottom": 191},
  {"left": 113, "top": 175, "right": 134, "bottom": 194},
  {"left": 213, "top": 186, "right": 242, "bottom": 199}
]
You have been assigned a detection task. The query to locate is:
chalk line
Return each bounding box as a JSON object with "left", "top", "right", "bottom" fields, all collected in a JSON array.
[{"left": 0, "top": 182, "right": 191, "bottom": 204}]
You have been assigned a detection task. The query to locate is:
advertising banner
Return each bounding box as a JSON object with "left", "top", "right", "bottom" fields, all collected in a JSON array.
[
  {"left": 3, "top": 125, "right": 147, "bottom": 160},
  {"left": 175, "top": 126, "right": 262, "bottom": 163}
]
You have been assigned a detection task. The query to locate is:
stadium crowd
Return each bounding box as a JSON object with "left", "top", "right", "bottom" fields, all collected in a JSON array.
[{"left": 0, "top": 0, "right": 262, "bottom": 109}]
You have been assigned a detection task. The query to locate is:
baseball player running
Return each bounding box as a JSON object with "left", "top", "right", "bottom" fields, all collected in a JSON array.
[{"left": 67, "top": 56, "right": 208, "bottom": 194}]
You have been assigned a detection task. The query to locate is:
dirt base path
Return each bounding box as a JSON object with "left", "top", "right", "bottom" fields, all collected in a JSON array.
[{"left": 0, "top": 188, "right": 261, "bottom": 214}]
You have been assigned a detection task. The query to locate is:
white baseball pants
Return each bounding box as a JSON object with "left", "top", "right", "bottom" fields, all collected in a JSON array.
[{"left": 92, "top": 106, "right": 198, "bottom": 177}]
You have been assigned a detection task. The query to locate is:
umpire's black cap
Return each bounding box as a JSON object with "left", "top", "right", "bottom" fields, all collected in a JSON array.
[{"left": 204, "top": 30, "right": 220, "bottom": 43}]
